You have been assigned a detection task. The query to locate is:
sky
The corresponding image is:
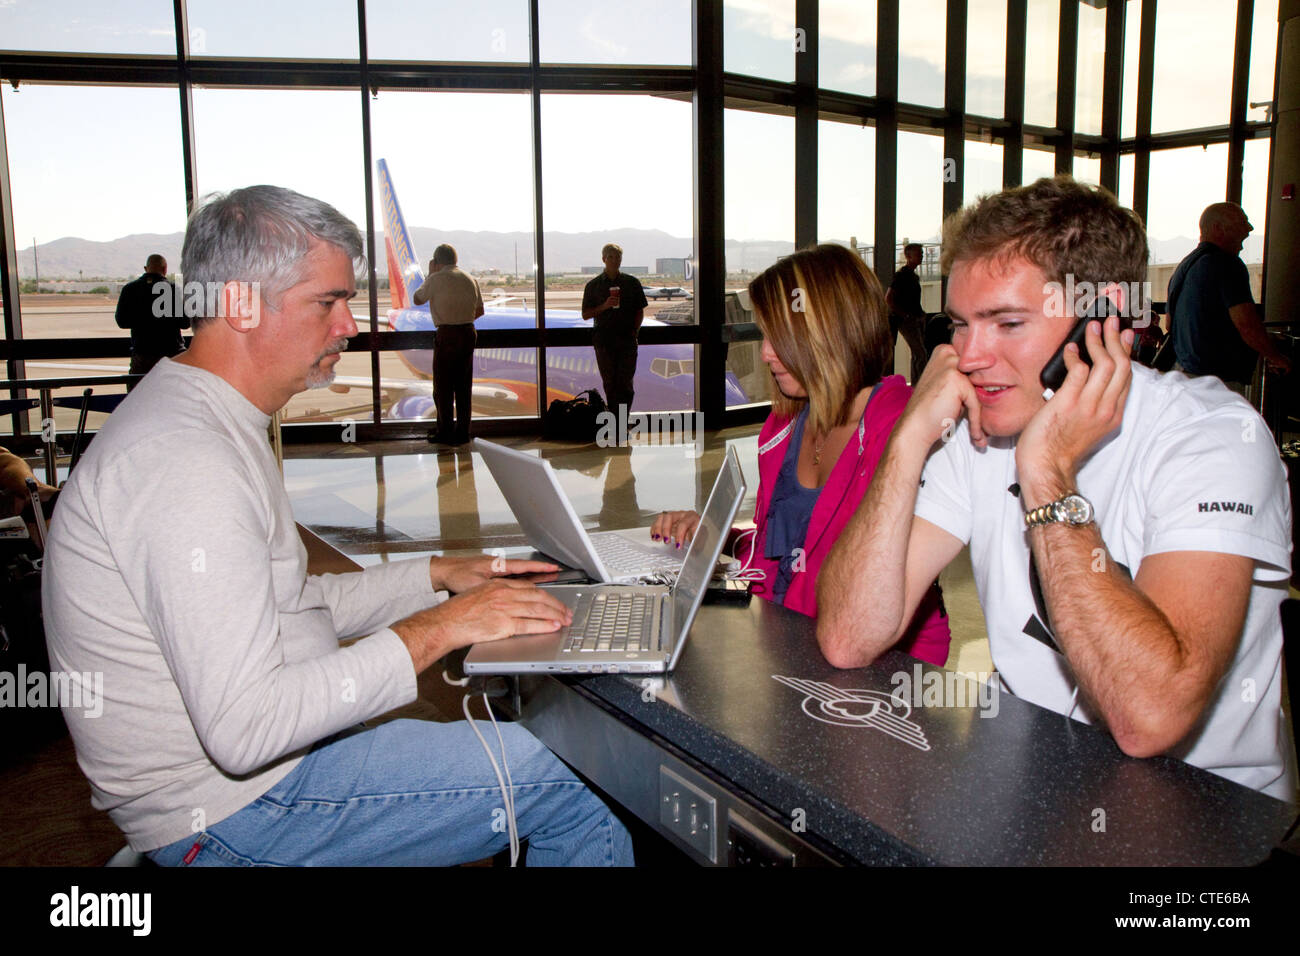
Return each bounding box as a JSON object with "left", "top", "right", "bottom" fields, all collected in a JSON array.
[{"left": 0, "top": 0, "right": 1281, "bottom": 266}]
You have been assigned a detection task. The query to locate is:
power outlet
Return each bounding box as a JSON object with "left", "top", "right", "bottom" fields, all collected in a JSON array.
[{"left": 658, "top": 765, "right": 717, "bottom": 863}]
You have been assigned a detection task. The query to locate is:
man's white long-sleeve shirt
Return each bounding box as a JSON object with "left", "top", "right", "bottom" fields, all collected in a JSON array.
[{"left": 44, "top": 359, "right": 437, "bottom": 851}]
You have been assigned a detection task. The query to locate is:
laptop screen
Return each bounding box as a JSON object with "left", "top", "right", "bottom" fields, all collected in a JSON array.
[{"left": 669, "top": 446, "right": 745, "bottom": 650}]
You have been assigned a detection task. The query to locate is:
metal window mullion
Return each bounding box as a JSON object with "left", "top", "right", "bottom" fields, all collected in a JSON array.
[
  {"left": 874, "top": 0, "right": 899, "bottom": 290},
  {"left": 943, "top": 0, "right": 966, "bottom": 223},
  {"left": 1055, "top": 0, "right": 1078, "bottom": 173},
  {"left": 795, "top": 0, "right": 818, "bottom": 248},
  {"left": 175, "top": 0, "right": 197, "bottom": 213},
  {"left": 530, "top": 0, "right": 547, "bottom": 422},
  {"left": 0, "top": 84, "right": 26, "bottom": 436},
  {"left": 357, "top": 0, "right": 382, "bottom": 427},
  {"left": 1100, "top": 0, "right": 1126, "bottom": 195},
  {"left": 695, "top": 0, "right": 725, "bottom": 429},
  {"left": 1133, "top": 0, "right": 1156, "bottom": 224},
  {"left": 1004, "top": 0, "right": 1028, "bottom": 188},
  {"left": 1226, "top": 0, "right": 1256, "bottom": 203}
]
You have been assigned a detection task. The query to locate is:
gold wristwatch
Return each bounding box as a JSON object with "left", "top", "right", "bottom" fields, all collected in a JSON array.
[{"left": 1023, "top": 492, "right": 1094, "bottom": 529}]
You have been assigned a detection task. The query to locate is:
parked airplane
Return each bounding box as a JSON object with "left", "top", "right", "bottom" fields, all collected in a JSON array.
[
  {"left": 374, "top": 158, "right": 747, "bottom": 420},
  {"left": 644, "top": 286, "right": 692, "bottom": 301}
]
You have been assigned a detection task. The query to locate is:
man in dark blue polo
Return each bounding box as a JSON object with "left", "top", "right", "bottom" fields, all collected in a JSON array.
[
  {"left": 1169, "top": 203, "right": 1289, "bottom": 393},
  {"left": 114, "top": 254, "right": 186, "bottom": 389}
]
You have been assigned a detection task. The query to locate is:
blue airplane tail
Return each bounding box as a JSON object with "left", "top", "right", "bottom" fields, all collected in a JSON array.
[{"left": 377, "top": 159, "right": 425, "bottom": 310}]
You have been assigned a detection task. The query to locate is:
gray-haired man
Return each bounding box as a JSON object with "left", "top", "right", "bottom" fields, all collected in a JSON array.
[{"left": 44, "top": 185, "right": 633, "bottom": 866}]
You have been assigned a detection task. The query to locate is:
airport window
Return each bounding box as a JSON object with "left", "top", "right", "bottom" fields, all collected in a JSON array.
[
  {"left": 1241, "top": 138, "right": 1271, "bottom": 271},
  {"left": 540, "top": 0, "right": 690, "bottom": 65},
  {"left": 541, "top": 93, "right": 693, "bottom": 324},
  {"left": 1074, "top": 0, "right": 1106, "bottom": 136},
  {"left": 725, "top": 104, "right": 794, "bottom": 281},
  {"left": 1120, "top": 0, "right": 1141, "bottom": 140},
  {"left": 722, "top": 105, "right": 782, "bottom": 410},
  {"left": 1, "top": 83, "right": 186, "bottom": 350},
  {"left": 1024, "top": 0, "right": 1060, "bottom": 128},
  {"left": 1151, "top": 0, "right": 1238, "bottom": 134},
  {"left": 0, "top": 0, "right": 1286, "bottom": 439},
  {"left": 365, "top": 0, "right": 529, "bottom": 63},
  {"left": 724, "top": 0, "right": 795, "bottom": 83},
  {"left": 185, "top": 0, "right": 359, "bottom": 60},
  {"left": 1248, "top": 0, "right": 1280, "bottom": 120},
  {"left": 895, "top": 130, "right": 945, "bottom": 333},
  {"left": 818, "top": 118, "right": 875, "bottom": 256},
  {"left": 370, "top": 90, "right": 538, "bottom": 423},
  {"left": 898, "top": 0, "right": 946, "bottom": 109},
  {"left": 963, "top": 140, "right": 1003, "bottom": 209},
  {"left": 192, "top": 89, "right": 365, "bottom": 254},
  {"left": 818, "top": 0, "right": 878, "bottom": 98},
  {"left": 966, "top": 0, "right": 1008, "bottom": 120},
  {"left": 896, "top": 131, "right": 944, "bottom": 258},
  {"left": 1117, "top": 152, "right": 1135, "bottom": 210},
  {"left": 1073, "top": 153, "right": 1100, "bottom": 188},
  {"left": 1022, "top": 145, "right": 1056, "bottom": 184},
  {"left": 192, "top": 87, "right": 368, "bottom": 424},
  {"left": 541, "top": 92, "right": 694, "bottom": 414},
  {"left": 1145, "top": 143, "right": 1230, "bottom": 297},
  {"left": 0, "top": 0, "right": 175, "bottom": 55}
]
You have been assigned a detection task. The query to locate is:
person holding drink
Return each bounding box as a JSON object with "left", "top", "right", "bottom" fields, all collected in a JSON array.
[{"left": 581, "top": 242, "right": 647, "bottom": 423}]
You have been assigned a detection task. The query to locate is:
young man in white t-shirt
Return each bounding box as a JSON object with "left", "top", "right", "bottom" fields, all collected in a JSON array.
[{"left": 817, "top": 175, "right": 1295, "bottom": 801}]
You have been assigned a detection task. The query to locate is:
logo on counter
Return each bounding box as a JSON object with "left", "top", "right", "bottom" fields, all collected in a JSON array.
[{"left": 772, "top": 675, "right": 930, "bottom": 751}]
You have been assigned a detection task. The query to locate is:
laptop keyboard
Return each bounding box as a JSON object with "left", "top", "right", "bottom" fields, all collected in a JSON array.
[
  {"left": 594, "top": 534, "right": 682, "bottom": 575},
  {"left": 563, "top": 592, "right": 656, "bottom": 653}
]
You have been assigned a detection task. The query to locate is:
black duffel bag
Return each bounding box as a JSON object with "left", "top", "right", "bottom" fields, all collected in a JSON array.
[
  {"left": 543, "top": 389, "right": 608, "bottom": 443},
  {"left": 0, "top": 548, "right": 68, "bottom": 759}
]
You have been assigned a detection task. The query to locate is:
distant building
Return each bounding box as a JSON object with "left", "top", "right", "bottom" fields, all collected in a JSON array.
[
  {"left": 656, "top": 258, "right": 688, "bottom": 278},
  {"left": 581, "top": 265, "right": 648, "bottom": 275}
]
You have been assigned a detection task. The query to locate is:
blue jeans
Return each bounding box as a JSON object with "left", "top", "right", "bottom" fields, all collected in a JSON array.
[{"left": 146, "top": 719, "right": 633, "bottom": 866}]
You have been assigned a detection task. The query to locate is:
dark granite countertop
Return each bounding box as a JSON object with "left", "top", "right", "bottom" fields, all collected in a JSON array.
[{"left": 567, "top": 598, "right": 1296, "bottom": 865}]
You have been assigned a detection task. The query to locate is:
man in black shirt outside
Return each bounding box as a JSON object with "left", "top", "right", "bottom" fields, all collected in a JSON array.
[
  {"left": 1169, "top": 203, "right": 1289, "bottom": 394},
  {"left": 581, "top": 243, "right": 647, "bottom": 418},
  {"left": 886, "top": 242, "right": 927, "bottom": 384},
  {"left": 114, "top": 254, "right": 186, "bottom": 390}
]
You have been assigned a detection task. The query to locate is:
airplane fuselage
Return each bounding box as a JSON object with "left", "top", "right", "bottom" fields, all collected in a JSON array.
[{"left": 387, "top": 304, "right": 747, "bottom": 418}]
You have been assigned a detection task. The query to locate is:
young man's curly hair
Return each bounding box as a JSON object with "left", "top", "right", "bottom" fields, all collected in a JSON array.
[{"left": 941, "top": 174, "right": 1148, "bottom": 291}]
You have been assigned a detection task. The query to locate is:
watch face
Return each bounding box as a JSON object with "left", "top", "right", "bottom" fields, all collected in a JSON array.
[{"left": 1060, "top": 494, "right": 1093, "bottom": 524}]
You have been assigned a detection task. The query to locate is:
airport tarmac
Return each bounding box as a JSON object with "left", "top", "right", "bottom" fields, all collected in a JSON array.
[{"left": 3, "top": 288, "right": 719, "bottom": 434}]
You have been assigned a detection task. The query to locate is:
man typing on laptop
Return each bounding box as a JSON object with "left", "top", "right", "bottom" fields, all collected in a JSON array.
[{"left": 44, "top": 185, "right": 634, "bottom": 865}]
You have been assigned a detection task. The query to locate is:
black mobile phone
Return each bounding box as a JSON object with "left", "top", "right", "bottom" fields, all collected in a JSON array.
[
  {"left": 1039, "top": 298, "right": 1118, "bottom": 393},
  {"left": 1039, "top": 317, "right": 1093, "bottom": 393}
]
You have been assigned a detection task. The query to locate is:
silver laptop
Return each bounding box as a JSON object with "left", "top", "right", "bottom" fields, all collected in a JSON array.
[
  {"left": 464, "top": 446, "right": 745, "bottom": 675},
  {"left": 474, "top": 438, "right": 685, "bottom": 583}
]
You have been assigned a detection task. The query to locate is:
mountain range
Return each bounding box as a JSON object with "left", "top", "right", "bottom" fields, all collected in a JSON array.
[{"left": 14, "top": 228, "right": 1263, "bottom": 282}]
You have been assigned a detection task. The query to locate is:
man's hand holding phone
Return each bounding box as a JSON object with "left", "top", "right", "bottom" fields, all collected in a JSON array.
[
  {"left": 897, "top": 344, "right": 988, "bottom": 449},
  {"left": 1017, "top": 314, "right": 1134, "bottom": 507}
]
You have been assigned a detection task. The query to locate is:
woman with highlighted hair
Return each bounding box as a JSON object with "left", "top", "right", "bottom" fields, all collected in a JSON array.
[{"left": 650, "top": 243, "right": 950, "bottom": 665}]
